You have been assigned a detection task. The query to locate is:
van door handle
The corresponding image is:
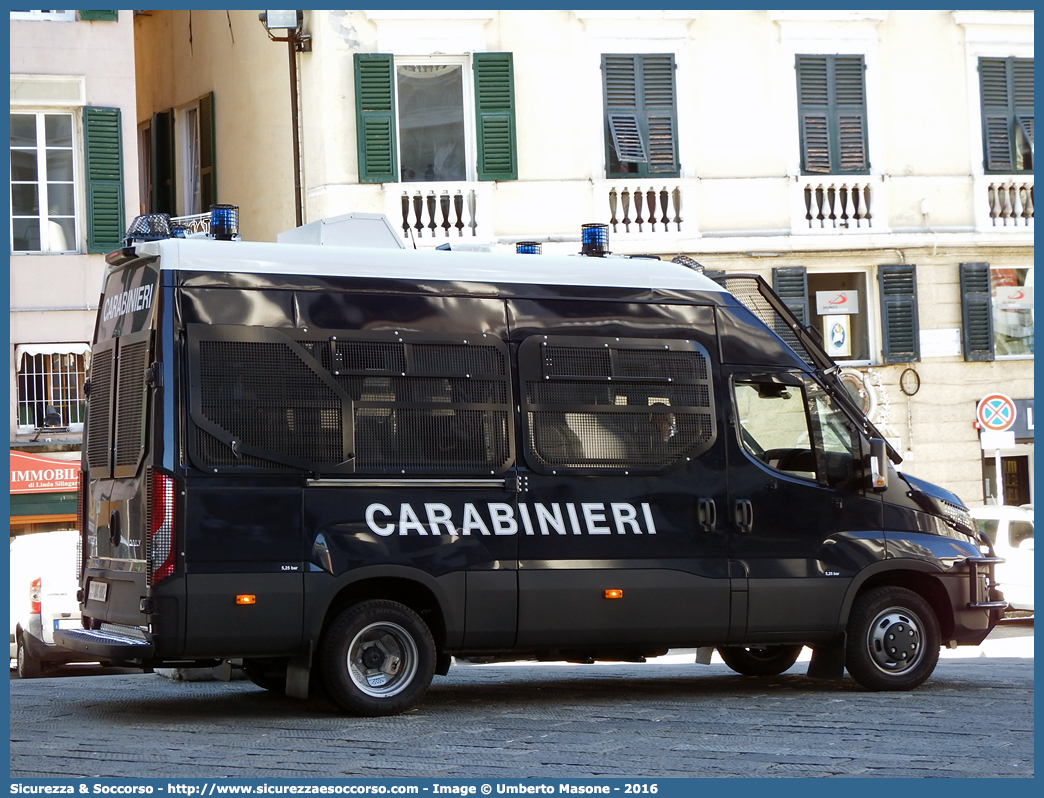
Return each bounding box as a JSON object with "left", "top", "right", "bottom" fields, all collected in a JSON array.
[
  {"left": 734, "top": 499, "right": 753, "bottom": 534},
  {"left": 697, "top": 498, "right": 716, "bottom": 532}
]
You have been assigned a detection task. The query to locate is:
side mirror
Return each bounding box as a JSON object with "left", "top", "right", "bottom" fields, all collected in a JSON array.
[{"left": 868, "top": 438, "right": 888, "bottom": 492}]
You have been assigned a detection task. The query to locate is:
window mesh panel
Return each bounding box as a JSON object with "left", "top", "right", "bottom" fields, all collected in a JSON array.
[
  {"left": 86, "top": 348, "right": 114, "bottom": 472},
  {"left": 528, "top": 411, "right": 712, "bottom": 469},
  {"left": 528, "top": 381, "right": 709, "bottom": 409},
  {"left": 412, "top": 343, "right": 505, "bottom": 375},
  {"left": 543, "top": 346, "right": 612, "bottom": 378},
  {"left": 195, "top": 426, "right": 293, "bottom": 470},
  {"left": 615, "top": 348, "right": 707, "bottom": 381},
  {"left": 355, "top": 408, "right": 511, "bottom": 472},
  {"left": 523, "top": 339, "right": 716, "bottom": 473},
  {"left": 715, "top": 276, "right": 817, "bottom": 368},
  {"left": 114, "top": 340, "right": 148, "bottom": 468},
  {"left": 197, "top": 340, "right": 344, "bottom": 465}
]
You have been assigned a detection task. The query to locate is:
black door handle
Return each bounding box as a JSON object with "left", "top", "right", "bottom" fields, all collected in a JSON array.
[
  {"left": 734, "top": 499, "right": 753, "bottom": 534},
  {"left": 697, "top": 498, "right": 717, "bottom": 532}
]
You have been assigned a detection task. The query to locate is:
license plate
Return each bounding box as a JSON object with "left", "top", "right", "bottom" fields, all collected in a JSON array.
[{"left": 88, "top": 580, "right": 108, "bottom": 603}]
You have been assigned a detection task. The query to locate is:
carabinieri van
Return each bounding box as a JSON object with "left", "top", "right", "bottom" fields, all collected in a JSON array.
[{"left": 56, "top": 210, "right": 1005, "bottom": 716}]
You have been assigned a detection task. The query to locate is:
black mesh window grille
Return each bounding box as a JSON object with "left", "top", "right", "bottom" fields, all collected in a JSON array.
[
  {"left": 188, "top": 327, "right": 513, "bottom": 476},
  {"left": 85, "top": 346, "right": 114, "bottom": 474},
  {"left": 197, "top": 339, "right": 345, "bottom": 466},
  {"left": 521, "top": 336, "right": 716, "bottom": 474},
  {"left": 716, "top": 276, "right": 817, "bottom": 369},
  {"left": 114, "top": 339, "right": 148, "bottom": 472}
]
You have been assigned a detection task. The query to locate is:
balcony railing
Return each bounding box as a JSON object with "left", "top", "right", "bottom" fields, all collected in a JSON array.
[
  {"left": 983, "top": 177, "right": 1034, "bottom": 229},
  {"left": 794, "top": 178, "right": 880, "bottom": 232},
  {"left": 170, "top": 212, "right": 211, "bottom": 234},
  {"left": 383, "top": 183, "right": 493, "bottom": 246},
  {"left": 595, "top": 179, "right": 691, "bottom": 238}
]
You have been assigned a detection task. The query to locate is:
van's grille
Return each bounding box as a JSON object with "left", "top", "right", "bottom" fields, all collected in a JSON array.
[
  {"left": 114, "top": 339, "right": 148, "bottom": 469},
  {"left": 85, "top": 348, "right": 114, "bottom": 472}
]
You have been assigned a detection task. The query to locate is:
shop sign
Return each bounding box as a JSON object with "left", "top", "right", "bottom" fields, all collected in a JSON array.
[
  {"left": 816, "top": 290, "right": 860, "bottom": 315},
  {"left": 1012, "top": 399, "right": 1034, "bottom": 440},
  {"left": 10, "top": 451, "right": 79, "bottom": 494}
]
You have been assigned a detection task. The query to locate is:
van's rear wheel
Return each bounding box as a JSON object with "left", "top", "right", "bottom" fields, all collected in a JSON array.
[
  {"left": 845, "top": 586, "right": 940, "bottom": 691},
  {"left": 717, "top": 645, "right": 803, "bottom": 676},
  {"left": 320, "top": 600, "right": 435, "bottom": 716},
  {"left": 16, "top": 636, "right": 44, "bottom": 679}
]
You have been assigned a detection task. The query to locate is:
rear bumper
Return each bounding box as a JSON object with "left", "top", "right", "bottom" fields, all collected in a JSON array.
[
  {"left": 20, "top": 628, "right": 102, "bottom": 663},
  {"left": 52, "top": 628, "right": 154, "bottom": 663}
]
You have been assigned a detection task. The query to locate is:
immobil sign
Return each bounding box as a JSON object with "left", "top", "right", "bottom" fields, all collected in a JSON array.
[{"left": 10, "top": 451, "right": 79, "bottom": 493}]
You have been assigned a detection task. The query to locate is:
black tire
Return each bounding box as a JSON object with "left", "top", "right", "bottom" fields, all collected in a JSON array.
[
  {"left": 16, "top": 636, "right": 45, "bottom": 679},
  {"left": 320, "top": 600, "right": 436, "bottom": 716},
  {"left": 717, "top": 644, "right": 803, "bottom": 676},
  {"left": 845, "top": 586, "right": 940, "bottom": 692},
  {"left": 241, "top": 658, "right": 288, "bottom": 694}
]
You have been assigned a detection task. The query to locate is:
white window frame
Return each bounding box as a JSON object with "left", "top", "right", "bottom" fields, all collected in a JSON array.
[
  {"left": 10, "top": 108, "right": 82, "bottom": 254},
  {"left": 806, "top": 268, "right": 877, "bottom": 367},
  {"left": 10, "top": 10, "right": 76, "bottom": 22},
  {"left": 990, "top": 265, "right": 1034, "bottom": 361},
  {"left": 175, "top": 100, "right": 202, "bottom": 216},
  {"left": 14, "top": 343, "right": 90, "bottom": 433},
  {"left": 576, "top": 13, "right": 698, "bottom": 182},
  {"left": 137, "top": 119, "right": 152, "bottom": 216},
  {"left": 393, "top": 55, "right": 478, "bottom": 184}
]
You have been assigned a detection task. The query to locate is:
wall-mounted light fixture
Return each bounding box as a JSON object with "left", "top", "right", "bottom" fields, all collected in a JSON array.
[{"left": 259, "top": 10, "right": 311, "bottom": 228}]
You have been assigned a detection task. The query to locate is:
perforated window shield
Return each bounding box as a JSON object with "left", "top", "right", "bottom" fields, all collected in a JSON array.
[
  {"left": 187, "top": 325, "right": 355, "bottom": 475},
  {"left": 519, "top": 336, "right": 716, "bottom": 475},
  {"left": 187, "top": 325, "right": 514, "bottom": 476}
]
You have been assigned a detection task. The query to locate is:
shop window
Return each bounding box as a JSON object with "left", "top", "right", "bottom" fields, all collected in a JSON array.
[{"left": 16, "top": 345, "right": 89, "bottom": 431}]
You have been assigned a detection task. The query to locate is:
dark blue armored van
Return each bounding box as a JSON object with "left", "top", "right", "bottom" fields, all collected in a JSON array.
[{"left": 56, "top": 212, "right": 1005, "bottom": 716}]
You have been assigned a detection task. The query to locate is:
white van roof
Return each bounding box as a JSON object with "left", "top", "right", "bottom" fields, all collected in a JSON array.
[{"left": 135, "top": 238, "right": 728, "bottom": 295}]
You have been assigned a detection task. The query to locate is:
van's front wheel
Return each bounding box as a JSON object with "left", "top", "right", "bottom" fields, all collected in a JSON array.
[
  {"left": 320, "top": 600, "right": 435, "bottom": 716},
  {"left": 717, "top": 645, "right": 803, "bottom": 676},
  {"left": 845, "top": 586, "right": 940, "bottom": 691}
]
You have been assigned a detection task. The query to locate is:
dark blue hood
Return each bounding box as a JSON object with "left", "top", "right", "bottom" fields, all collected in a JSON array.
[{"left": 900, "top": 472, "right": 968, "bottom": 510}]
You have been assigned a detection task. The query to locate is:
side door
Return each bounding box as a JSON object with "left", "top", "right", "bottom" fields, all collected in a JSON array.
[
  {"left": 724, "top": 369, "right": 884, "bottom": 639},
  {"left": 513, "top": 326, "right": 731, "bottom": 650}
]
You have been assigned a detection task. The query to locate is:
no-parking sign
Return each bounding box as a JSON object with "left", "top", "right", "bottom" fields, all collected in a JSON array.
[{"left": 977, "top": 393, "right": 1017, "bottom": 432}]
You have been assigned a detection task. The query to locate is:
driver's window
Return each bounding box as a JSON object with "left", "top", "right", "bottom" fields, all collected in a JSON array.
[
  {"left": 733, "top": 377, "right": 817, "bottom": 482},
  {"left": 734, "top": 374, "right": 861, "bottom": 489}
]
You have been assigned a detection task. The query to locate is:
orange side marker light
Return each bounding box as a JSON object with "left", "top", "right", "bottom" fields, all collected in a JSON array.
[
  {"left": 604, "top": 589, "right": 623, "bottom": 600},
  {"left": 236, "top": 594, "right": 256, "bottom": 605}
]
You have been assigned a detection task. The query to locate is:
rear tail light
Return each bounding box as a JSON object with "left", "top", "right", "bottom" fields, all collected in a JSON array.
[
  {"left": 146, "top": 469, "right": 177, "bottom": 585},
  {"left": 30, "top": 578, "right": 42, "bottom": 615}
]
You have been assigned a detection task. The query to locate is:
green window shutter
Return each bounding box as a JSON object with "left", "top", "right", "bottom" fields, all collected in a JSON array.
[
  {"left": 603, "top": 53, "right": 678, "bottom": 178},
  {"left": 960, "top": 263, "right": 995, "bottom": 362},
  {"left": 83, "top": 106, "right": 124, "bottom": 254},
  {"left": 772, "top": 266, "right": 810, "bottom": 326},
  {"left": 797, "top": 55, "right": 868, "bottom": 174},
  {"left": 199, "top": 92, "right": 216, "bottom": 209},
  {"left": 878, "top": 264, "right": 920, "bottom": 364},
  {"left": 79, "top": 11, "right": 118, "bottom": 22},
  {"left": 151, "top": 109, "right": 175, "bottom": 215},
  {"left": 473, "top": 52, "right": 517, "bottom": 181},
  {"left": 980, "top": 57, "right": 1034, "bottom": 173},
  {"left": 354, "top": 53, "right": 398, "bottom": 184}
]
